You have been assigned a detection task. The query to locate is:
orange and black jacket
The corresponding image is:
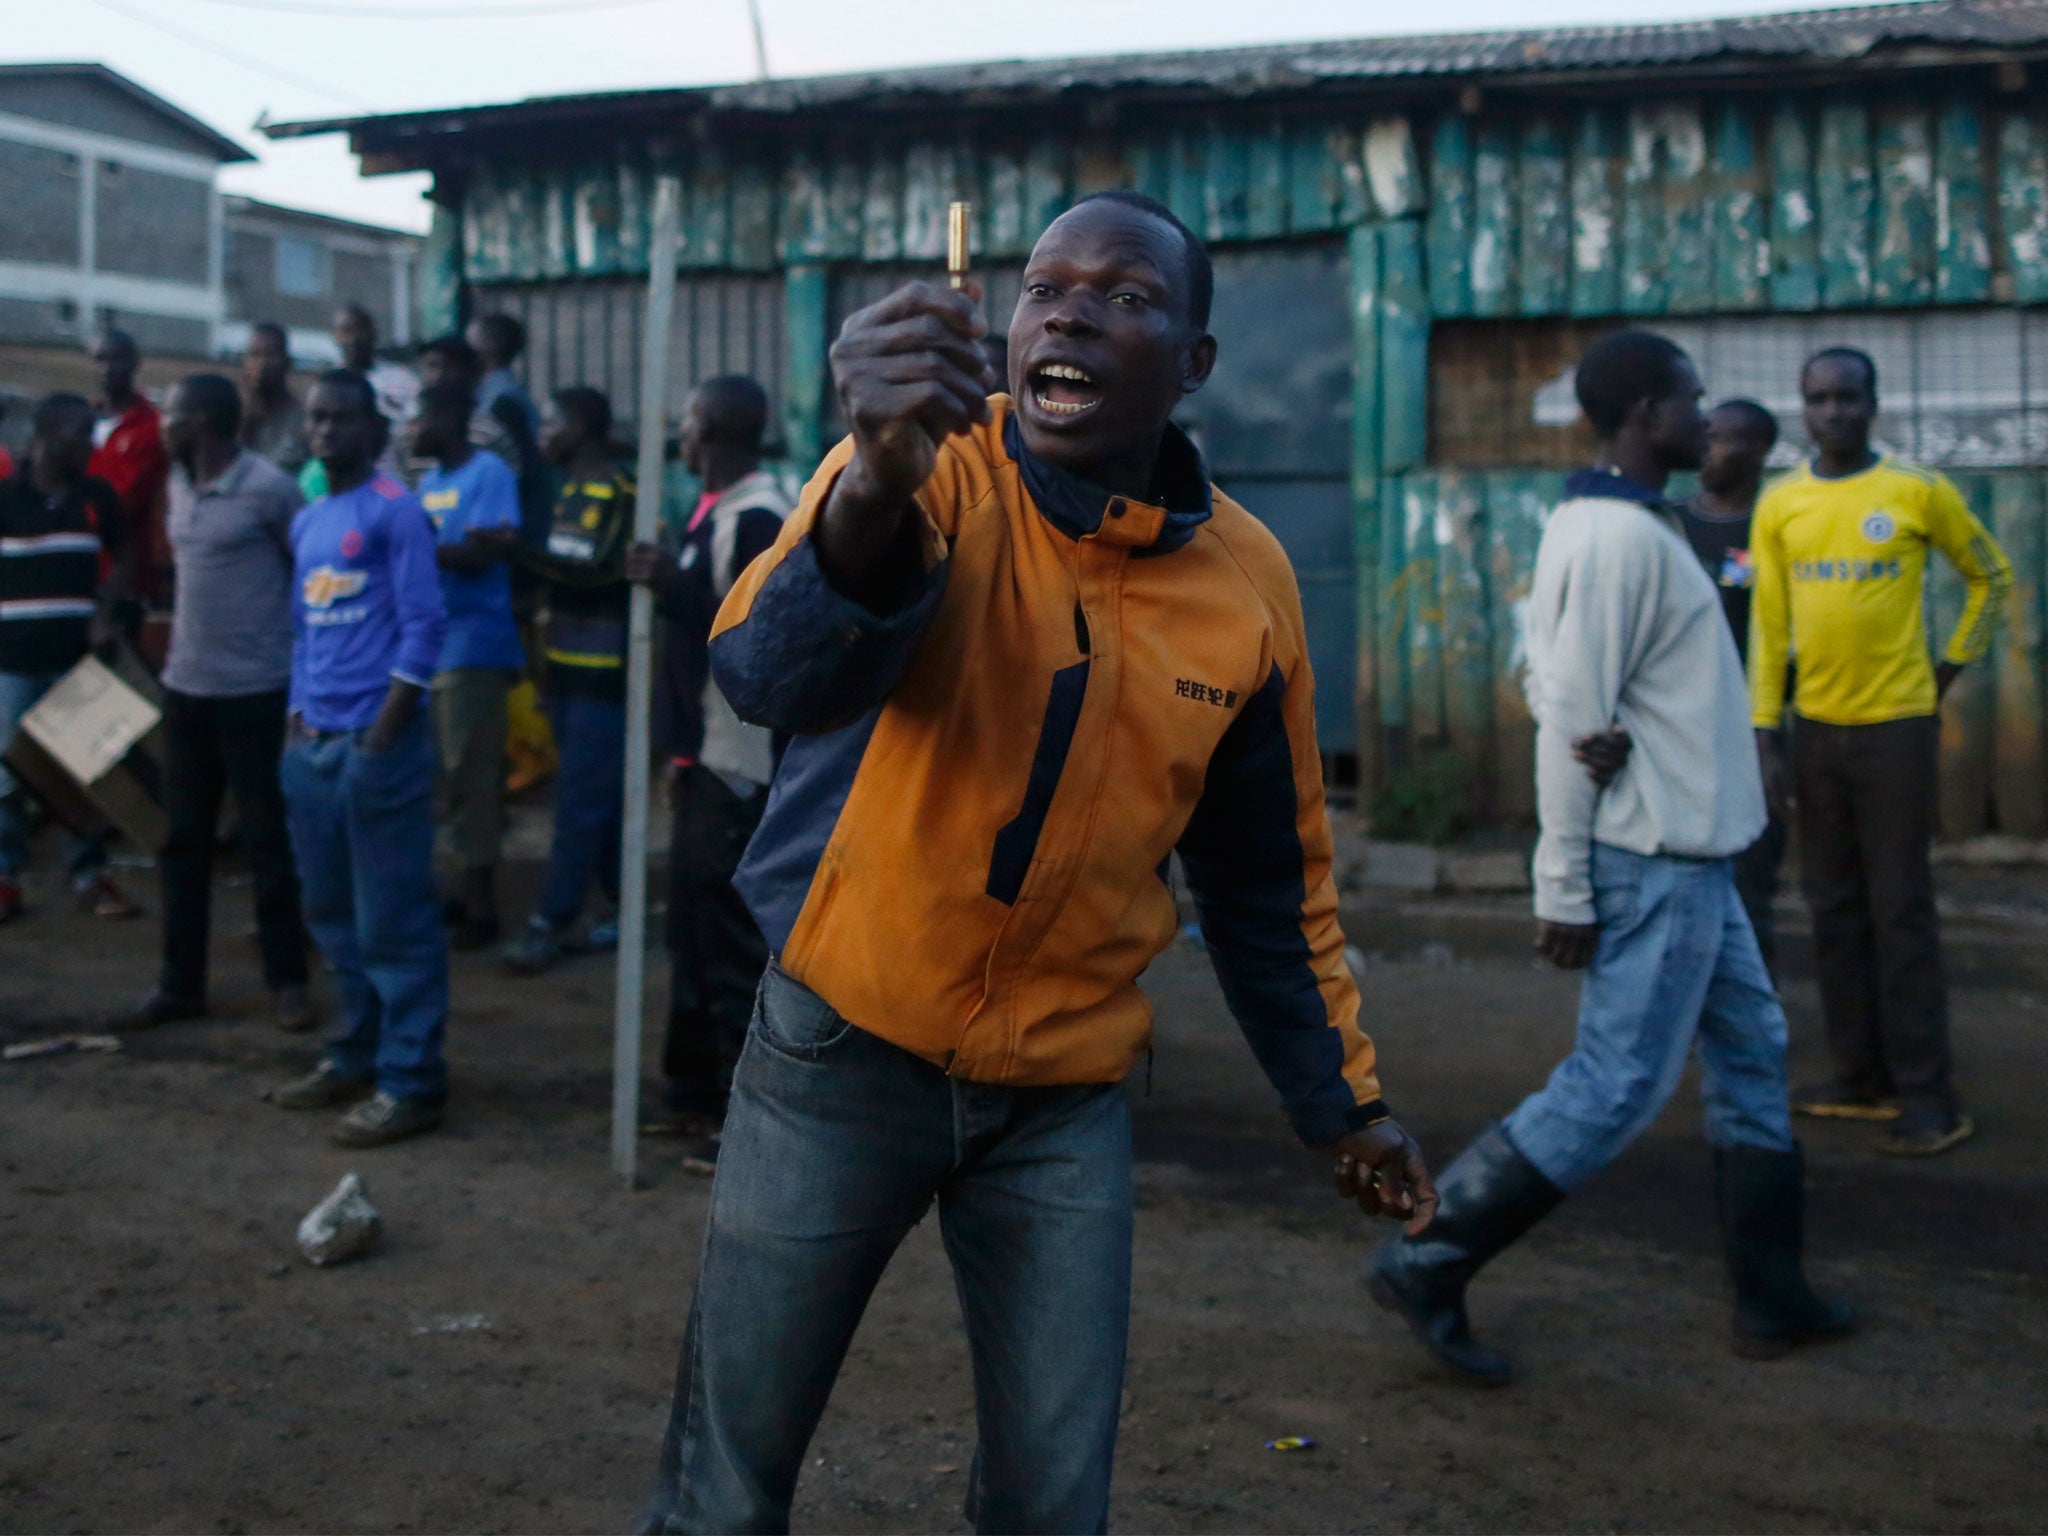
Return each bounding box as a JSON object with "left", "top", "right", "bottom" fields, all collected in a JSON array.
[{"left": 710, "top": 396, "right": 1384, "bottom": 1146}]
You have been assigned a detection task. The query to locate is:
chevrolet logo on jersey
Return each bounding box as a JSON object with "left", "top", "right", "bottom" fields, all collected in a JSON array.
[{"left": 302, "top": 565, "right": 368, "bottom": 609}]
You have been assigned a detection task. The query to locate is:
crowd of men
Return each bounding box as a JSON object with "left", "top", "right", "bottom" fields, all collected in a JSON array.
[
  {"left": 0, "top": 304, "right": 785, "bottom": 1159},
  {"left": 0, "top": 190, "right": 2015, "bottom": 1530}
]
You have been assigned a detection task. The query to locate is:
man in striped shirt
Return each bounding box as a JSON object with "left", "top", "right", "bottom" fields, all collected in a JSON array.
[{"left": 0, "top": 394, "right": 137, "bottom": 922}]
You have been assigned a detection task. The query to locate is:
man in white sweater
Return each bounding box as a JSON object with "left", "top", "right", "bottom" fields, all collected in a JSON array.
[{"left": 1369, "top": 331, "right": 1852, "bottom": 1382}]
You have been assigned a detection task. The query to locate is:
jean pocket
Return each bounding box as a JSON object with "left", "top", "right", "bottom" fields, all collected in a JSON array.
[{"left": 750, "top": 964, "right": 853, "bottom": 1060}]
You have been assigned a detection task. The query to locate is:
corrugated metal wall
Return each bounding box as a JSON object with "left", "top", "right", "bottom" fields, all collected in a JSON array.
[{"left": 434, "top": 75, "right": 2048, "bottom": 829}]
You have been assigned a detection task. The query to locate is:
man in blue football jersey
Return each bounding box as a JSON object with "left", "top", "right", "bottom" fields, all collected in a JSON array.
[{"left": 268, "top": 370, "right": 450, "bottom": 1148}]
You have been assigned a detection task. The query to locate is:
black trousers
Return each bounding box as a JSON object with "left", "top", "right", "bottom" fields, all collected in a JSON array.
[
  {"left": 1792, "top": 714, "right": 1954, "bottom": 1112},
  {"left": 663, "top": 765, "right": 768, "bottom": 1116},
  {"left": 160, "top": 688, "right": 307, "bottom": 1001},
  {"left": 1734, "top": 814, "right": 1789, "bottom": 973}
]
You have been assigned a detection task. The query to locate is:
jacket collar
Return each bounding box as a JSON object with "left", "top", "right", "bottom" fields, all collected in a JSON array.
[
  {"left": 1002, "top": 406, "right": 1212, "bottom": 553},
  {"left": 1565, "top": 465, "right": 1670, "bottom": 509}
]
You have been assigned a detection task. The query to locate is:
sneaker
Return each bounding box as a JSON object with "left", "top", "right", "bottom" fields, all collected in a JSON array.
[
  {"left": 77, "top": 874, "right": 140, "bottom": 919},
  {"left": 273, "top": 984, "right": 316, "bottom": 1034},
  {"left": 1879, "top": 1107, "right": 1977, "bottom": 1157},
  {"left": 268, "top": 1061, "right": 374, "bottom": 1111},
  {"left": 0, "top": 878, "right": 21, "bottom": 925},
  {"left": 570, "top": 920, "right": 620, "bottom": 954},
  {"left": 1791, "top": 1083, "right": 1901, "bottom": 1122},
  {"left": 111, "top": 991, "right": 205, "bottom": 1030},
  {"left": 641, "top": 1103, "right": 724, "bottom": 1140},
  {"left": 502, "top": 917, "right": 563, "bottom": 975},
  {"left": 332, "top": 1091, "right": 444, "bottom": 1148},
  {"left": 679, "top": 1133, "right": 721, "bottom": 1177}
]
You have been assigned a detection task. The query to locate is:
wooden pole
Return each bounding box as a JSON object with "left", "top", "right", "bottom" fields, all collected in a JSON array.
[{"left": 612, "top": 172, "right": 682, "bottom": 1188}]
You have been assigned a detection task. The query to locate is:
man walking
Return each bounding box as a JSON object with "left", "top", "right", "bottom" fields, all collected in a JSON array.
[
  {"left": 1751, "top": 348, "right": 2012, "bottom": 1156},
  {"left": 239, "top": 322, "right": 309, "bottom": 476},
  {"left": 412, "top": 382, "right": 523, "bottom": 949},
  {"left": 644, "top": 192, "right": 1434, "bottom": 1532},
  {"left": 116, "top": 374, "right": 311, "bottom": 1031},
  {"left": 0, "top": 396, "right": 135, "bottom": 922},
  {"left": 268, "top": 371, "right": 449, "bottom": 1149},
  {"left": 625, "top": 376, "right": 788, "bottom": 1159},
  {"left": 503, "top": 387, "right": 632, "bottom": 973},
  {"left": 87, "top": 330, "right": 164, "bottom": 614},
  {"left": 1370, "top": 331, "right": 1852, "bottom": 1383}
]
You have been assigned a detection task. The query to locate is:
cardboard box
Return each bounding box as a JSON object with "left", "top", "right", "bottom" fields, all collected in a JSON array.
[{"left": 2, "top": 654, "right": 166, "bottom": 853}]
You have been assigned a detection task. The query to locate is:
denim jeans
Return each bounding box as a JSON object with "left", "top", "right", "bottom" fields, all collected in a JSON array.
[
  {"left": 280, "top": 715, "right": 449, "bottom": 1102},
  {"left": 644, "top": 964, "right": 1132, "bottom": 1535},
  {"left": 538, "top": 687, "right": 624, "bottom": 931},
  {"left": 1505, "top": 843, "right": 1794, "bottom": 1192},
  {"left": 0, "top": 667, "right": 108, "bottom": 883}
]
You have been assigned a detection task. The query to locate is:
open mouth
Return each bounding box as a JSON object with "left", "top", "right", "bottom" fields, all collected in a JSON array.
[{"left": 1029, "top": 362, "right": 1104, "bottom": 420}]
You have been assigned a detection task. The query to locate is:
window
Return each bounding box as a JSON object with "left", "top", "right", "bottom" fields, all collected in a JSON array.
[
  {"left": 274, "top": 235, "right": 330, "bottom": 298},
  {"left": 1431, "top": 310, "right": 2048, "bottom": 470}
]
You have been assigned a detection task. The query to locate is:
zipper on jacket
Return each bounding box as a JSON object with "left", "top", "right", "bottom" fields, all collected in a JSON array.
[{"left": 1072, "top": 600, "right": 1091, "bottom": 656}]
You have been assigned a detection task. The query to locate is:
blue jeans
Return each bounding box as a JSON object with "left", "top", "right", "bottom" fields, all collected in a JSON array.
[
  {"left": 280, "top": 716, "right": 449, "bottom": 1102},
  {"left": 0, "top": 667, "right": 107, "bottom": 883},
  {"left": 1505, "top": 844, "right": 1794, "bottom": 1192},
  {"left": 539, "top": 687, "right": 624, "bottom": 931},
  {"left": 644, "top": 964, "right": 1132, "bottom": 1535}
]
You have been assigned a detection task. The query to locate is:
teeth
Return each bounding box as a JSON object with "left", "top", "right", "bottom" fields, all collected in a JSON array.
[
  {"left": 1035, "top": 394, "right": 1095, "bottom": 416},
  {"left": 1038, "top": 363, "right": 1093, "bottom": 383}
]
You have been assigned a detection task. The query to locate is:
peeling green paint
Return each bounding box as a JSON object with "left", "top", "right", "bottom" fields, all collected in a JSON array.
[
  {"left": 1660, "top": 103, "right": 1711, "bottom": 314},
  {"left": 1933, "top": 95, "right": 1990, "bottom": 304},
  {"left": 1768, "top": 97, "right": 1820, "bottom": 311},
  {"left": 1997, "top": 108, "right": 2048, "bottom": 304},
  {"left": 1362, "top": 115, "right": 1423, "bottom": 220},
  {"left": 1872, "top": 107, "right": 1935, "bottom": 305},
  {"left": 1710, "top": 101, "right": 1768, "bottom": 310},
  {"left": 1469, "top": 120, "right": 1515, "bottom": 318},
  {"left": 1817, "top": 98, "right": 1874, "bottom": 307},
  {"left": 1620, "top": 105, "right": 1664, "bottom": 313},
  {"left": 1516, "top": 112, "right": 1569, "bottom": 316},
  {"left": 1425, "top": 114, "right": 1474, "bottom": 317},
  {"left": 1569, "top": 105, "right": 1622, "bottom": 316}
]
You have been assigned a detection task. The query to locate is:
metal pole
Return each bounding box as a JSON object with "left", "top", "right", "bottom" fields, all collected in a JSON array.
[
  {"left": 745, "top": 0, "right": 770, "bottom": 80},
  {"left": 612, "top": 172, "right": 682, "bottom": 1188}
]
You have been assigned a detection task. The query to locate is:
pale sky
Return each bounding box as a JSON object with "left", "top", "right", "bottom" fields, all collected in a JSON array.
[{"left": 12, "top": 0, "right": 1887, "bottom": 235}]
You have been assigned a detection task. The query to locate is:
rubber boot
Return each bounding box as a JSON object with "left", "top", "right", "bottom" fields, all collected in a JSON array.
[
  {"left": 1715, "top": 1142, "right": 1858, "bottom": 1359},
  {"left": 1366, "top": 1123, "right": 1563, "bottom": 1385}
]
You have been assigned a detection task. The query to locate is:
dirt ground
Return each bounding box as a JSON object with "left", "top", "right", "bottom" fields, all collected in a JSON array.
[{"left": 4, "top": 819, "right": 2047, "bottom": 1534}]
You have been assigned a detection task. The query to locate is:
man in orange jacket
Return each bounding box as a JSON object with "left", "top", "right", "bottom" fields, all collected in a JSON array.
[{"left": 642, "top": 192, "right": 1436, "bottom": 1535}]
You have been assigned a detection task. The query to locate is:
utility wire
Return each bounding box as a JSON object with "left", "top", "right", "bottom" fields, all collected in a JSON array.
[
  {"left": 87, "top": 0, "right": 378, "bottom": 112},
  {"left": 179, "top": 0, "right": 667, "bottom": 17}
]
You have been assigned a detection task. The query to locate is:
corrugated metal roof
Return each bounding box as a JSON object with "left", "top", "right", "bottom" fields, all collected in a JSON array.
[{"left": 264, "top": 0, "right": 2048, "bottom": 146}]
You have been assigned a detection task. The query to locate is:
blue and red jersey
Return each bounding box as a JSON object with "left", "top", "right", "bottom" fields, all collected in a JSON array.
[{"left": 289, "top": 474, "right": 445, "bottom": 731}]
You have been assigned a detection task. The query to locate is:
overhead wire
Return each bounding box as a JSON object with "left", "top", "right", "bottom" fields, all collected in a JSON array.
[
  {"left": 178, "top": 0, "right": 667, "bottom": 17},
  {"left": 85, "top": 0, "right": 379, "bottom": 112}
]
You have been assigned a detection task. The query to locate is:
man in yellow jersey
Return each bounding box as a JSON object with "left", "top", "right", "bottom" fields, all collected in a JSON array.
[{"left": 1750, "top": 347, "right": 2012, "bottom": 1157}]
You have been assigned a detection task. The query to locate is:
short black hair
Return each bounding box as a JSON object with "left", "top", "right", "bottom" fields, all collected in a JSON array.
[
  {"left": 248, "top": 320, "right": 289, "bottom": 351},
  {"left": 474, "top": 312, "right": 526, "bottom": 361},
  {"left": 178, "top": 372, "right": 243, "bottom": 438},
  {"left": 692, "top": 374, "right": 769, "bottom": 452},
  {"left": 1575, "top": 329, "right": 1692, "bottom": 438},
  {"left": 1802, "top": 346, "right": 1877, "bottom": 397},
  {"left": 34, "top": 393, "right": 92, "bottom": 437},
  {"left": 553, "top": 385, "right": 612, "bottom": 444},
  {"left": 1067, "top": 189, "right": 1213, "bottom": 332},
  {"left": 420, "top": 332, "right": 480, "bottom": 372},
  {"left": 1710, "top": 397, "right": 1779, "bottom": 449},
  {"left": 311, "top": 368, "right": 379, "bottom": 418},
  {"left": 416, "top": 381, "right": 476, "bottom": 422}
]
